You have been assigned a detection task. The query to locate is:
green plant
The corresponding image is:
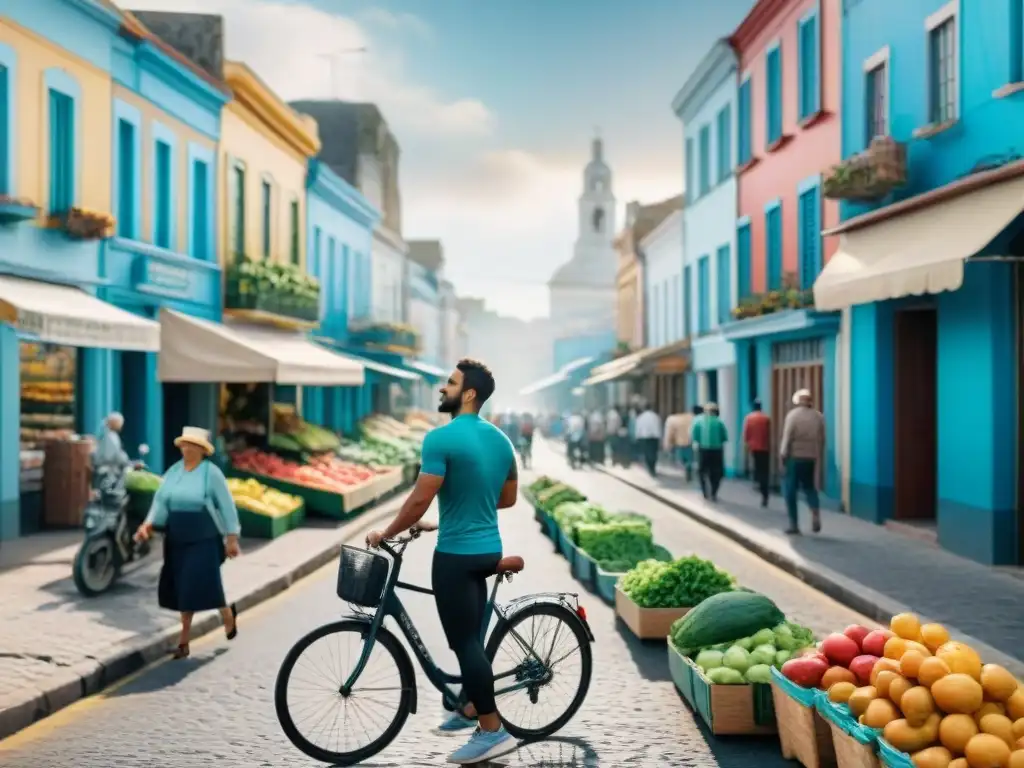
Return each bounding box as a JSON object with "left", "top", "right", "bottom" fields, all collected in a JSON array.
[
  {"left": 732, "top": 272, "right": 814, "bottom": 320},
  {"left": 618, "top": 555, "right": 734, "bottom": 609},
  {"left": 226, "top": 259, "right": 320, "bottom": 321},
  {"left": 575, "top": 520, "right": 652, "bottom": 563}
]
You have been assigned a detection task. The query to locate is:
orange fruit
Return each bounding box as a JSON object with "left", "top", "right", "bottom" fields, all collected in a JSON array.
[
  {"left": 919, "top": 656, "right": 953, "bottom": 688},
  {"left": 885, "top": 636, "right": 910, "bottom": 660},
  {"left": 939, "top": 713, "right": 978, "bottom": 754},
  {"left": 921, "top": 623, "right": 951, "bottom": 651},
  {"left": 981, "top": 665, "right": 1020, "bottom": 703},
  {"left": 964, "top": 733, "right": 1011, "bottom": 768},
  {"left": 902, "top": 650, "right": 929, "bottom": 679},
  {"left": 891, "top": 613, "right": 922, "bottom": 641},
  {"left": 936, "top": 642, "right": 983, "bottom": 681}
]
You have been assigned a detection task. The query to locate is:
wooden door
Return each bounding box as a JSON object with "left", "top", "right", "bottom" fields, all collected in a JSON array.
[
  {"left": 893, "top": 308, "right": 937, "bottom": 520},
  {"left": 770, "top": 339, "right": 825, "bottom": 490}
]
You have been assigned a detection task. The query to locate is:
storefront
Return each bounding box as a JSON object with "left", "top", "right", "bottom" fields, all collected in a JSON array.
[
  {"left": 0, "top": 274, "right": 161, "bottom": 538},
  {"left": 689, "top": 333, "right": 738, "bottom": 471},
  {"left": 581, "top": 350, "right": 647, "bottom": 408},
  {"left": 723, "top": 309, "right": 840, "bottom": 496},
  {"left": 814, "top": 164, "right": 1024, "bottom": 566}
]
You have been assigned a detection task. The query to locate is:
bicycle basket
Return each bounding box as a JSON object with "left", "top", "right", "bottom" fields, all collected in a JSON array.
[{"left": 336, "top": 545, "right": 390, "bottom": 607}]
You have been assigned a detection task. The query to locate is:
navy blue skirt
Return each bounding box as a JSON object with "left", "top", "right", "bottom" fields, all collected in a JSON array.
[{"left": 158, "top": 510, "right": 227, "bottom": 613}]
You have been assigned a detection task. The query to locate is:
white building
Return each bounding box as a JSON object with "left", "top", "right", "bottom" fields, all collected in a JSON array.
[
  {"left": 439, "top": 278, "right": 461, "bottom": 368},
  {"left": 642, "top": 208, "right": 684, "bottom": 350},
  {"left": 547, "top": 137, "right": 618, "bottom": 336},
  {"left": 372, "top": 227, "right": 407, "bottom": 324}
]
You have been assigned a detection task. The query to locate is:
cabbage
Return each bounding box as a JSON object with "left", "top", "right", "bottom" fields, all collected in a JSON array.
[
  {"left": 744, "top": 664, "right": 772, "bottom": 683},
  {"left": 694, "top": 649, "right": 724, "bottom": 672},
  {"left": 707, "top": 667, "right": 745, "bottom": 685},
  {"left": 750, "top": 644, "right": 776, "bottom": 666},
  {"left": 775, "top": 649, "right": 792, "bottom": 668},
  {"left": 722, "top": 645, "right": 751, "bottom": 673},
  {"left": 750, "top": 628, "right": 775, "bottom": 647}
]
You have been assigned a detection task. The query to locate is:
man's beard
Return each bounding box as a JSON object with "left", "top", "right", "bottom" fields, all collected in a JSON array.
[{"left": 438, "top": 393, "right": 462, "bottom": 416}]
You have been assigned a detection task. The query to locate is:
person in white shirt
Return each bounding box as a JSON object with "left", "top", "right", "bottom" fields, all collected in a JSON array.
[
  {"left": 566, "top": 412, "right": 586, "bottom": 468},
  {"left": 586, "top": 410, "right": 606, "bottom": 464},
  {"left": 605, "top": 406, "right": 624, "bottom": 465},
  {"left": 634, "top": 405, "right": 662, "bottom": 477}
]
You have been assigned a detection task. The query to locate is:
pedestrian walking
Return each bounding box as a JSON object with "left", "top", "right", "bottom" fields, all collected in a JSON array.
[
  {"left": 134, "top": 427, "right": 241, "bottom": 659},
  {"left": 742, "top": 399, "right": 771, "bottom": 507},
  {"left": 780, "top": 388, "right": 826, "bottom": 535},
  {"left": 634, "top": 403, "right": 662, "bottom": 477},
  {"left": 692, "top": 403, "right": 728, "bottom": 501},
  {"left": 664, "top": 406, "right": 698, "bottom": 481},
  {"left": 566, "top": 411, "right": 586, "bottom": 468},
  {"left": 605, "top": 405, "right": 623, "bottom": 465},
  {"left": 586, "top": 409, "right": 606, "bottom": 464}
]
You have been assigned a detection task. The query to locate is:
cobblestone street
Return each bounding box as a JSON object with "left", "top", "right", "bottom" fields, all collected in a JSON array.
[{"left": 0, "top": 445, "right": 876, "bottom": 766}]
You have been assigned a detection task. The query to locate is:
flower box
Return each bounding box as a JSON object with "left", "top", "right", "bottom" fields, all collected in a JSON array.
[
  {"left": 614, "top": 585, "right": 690, "bottom": 640},
  {"left": 348, "top": 321, "right": 420, "bottom": 355},
  {"left": 50, "top": 207, "right": 115, "bottom": 240},
  {"left": 0, "top": 197, "right": 39, "bottom": 224},
  {"left": 770, "top": 667, "right": 837, "bottom": 768},
  {"left": 670, "top": 642, "right": 777, "bottom": 736},
  {"left": 816, "top": 696, "right": 881, "bottom": 768},
  {"left": 732, "top": 273, "right": 814, "bottom": 320},
  {"left": 824, "top": 136, "right": 907, "bottom": 202},
  {"left": 224, "top": 260, "right": 320, "bottom": 324}
]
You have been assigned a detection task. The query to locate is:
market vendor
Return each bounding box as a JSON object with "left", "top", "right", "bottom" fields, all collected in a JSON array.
[{"left": 92, "top": 411, "right": 132, "bottom": 471}]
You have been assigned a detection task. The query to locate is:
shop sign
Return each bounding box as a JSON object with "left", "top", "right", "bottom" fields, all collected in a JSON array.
[
  {"left": 136, "top": 259, "right": 191, "bottom": 295},
  {"left": 16, "top": 310, "right": 159, "bottom": 351}
]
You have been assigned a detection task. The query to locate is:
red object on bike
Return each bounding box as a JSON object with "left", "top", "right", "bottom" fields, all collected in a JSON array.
[{"left": 576, "top": 604, "right": 587, "bottom": 621}]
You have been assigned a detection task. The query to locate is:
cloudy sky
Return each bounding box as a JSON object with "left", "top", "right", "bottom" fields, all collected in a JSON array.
[{"left": 130, "top": 0, "right": 755, "bottom": 319}]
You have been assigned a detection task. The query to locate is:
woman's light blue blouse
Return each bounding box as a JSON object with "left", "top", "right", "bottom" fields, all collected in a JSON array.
[{"left": 145, "top": 460, "right": 241, "bottom": 536}]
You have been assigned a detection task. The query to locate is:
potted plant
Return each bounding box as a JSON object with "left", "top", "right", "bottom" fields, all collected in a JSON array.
[
  {"left": 732, "top": 273, "right": 814, "bottom": 320},
  {"left": 48, "top": 207, "right": 115, "bottom": 240},
  {"left": 824, "top": 136, "right": 907, "bottom": 201}
]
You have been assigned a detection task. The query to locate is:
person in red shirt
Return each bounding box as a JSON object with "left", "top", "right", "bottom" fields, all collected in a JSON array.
[{"left": 742, "top": 399, "right": 771, "bottom": 507}]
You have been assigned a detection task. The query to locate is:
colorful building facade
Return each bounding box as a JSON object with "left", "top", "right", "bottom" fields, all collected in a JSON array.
[
  {"left": 726, "top": 0, "right": 843, "bottom": 497},
  {"left": 815, "top": 0, "right": 1024, "bottom": 565}
]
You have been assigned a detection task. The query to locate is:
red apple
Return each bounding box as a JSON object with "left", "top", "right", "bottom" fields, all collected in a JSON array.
[
  {"left": 843, "top": 624, "right": 871, "bottom": 650},
  {"left": 781, "top": 656, "right": 829, "bottom": 688},
  {"left": 861, "top": 629, "right": 893, "bottom": 658},
  {"left": 848, "top": 654, "right": 880, "bottom": 685},
  {"left": 821, "top": 633, "right": 861, "bottom": 668}
]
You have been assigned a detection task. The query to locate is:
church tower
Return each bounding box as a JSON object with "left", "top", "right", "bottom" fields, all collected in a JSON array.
[{"left": 548, "top": 136, "right": 618, "bottom": 331}]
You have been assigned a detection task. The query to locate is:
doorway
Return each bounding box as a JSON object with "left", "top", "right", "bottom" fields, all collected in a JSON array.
[
  {"left": 120, "top": 351, "right": 147, "bottom": 455},
  {"left": 893, "top": 308, "right": 937, "bottom": 520},
  {"left": 770, "top": 339, "right": 825, "bottom": 490},
  {"left": 162, "top": 382, "right": 191, "bottom": 465}
]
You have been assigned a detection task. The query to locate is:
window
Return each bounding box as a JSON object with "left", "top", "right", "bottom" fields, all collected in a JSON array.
[
  {"left": 261, "top": 180, "right": 272, "bottom": 259},
  {"left": 154, "top": 140, "right": 171, "bottom": 248},
  {"left": 311, "top": 227, "right": 322, "bottom": 279},
  {"left": 116, "top": 120, "right": 135, "bottom": 238},
  {"left": 766, "top": 45, "right": 783, "bottom": 146},
  {"left": 865, "top": 58, "right": 889, "bottom": 141},
  {"left": 928, "top": 11, "right": 957, "bottom": 124},
  {"left": 191, "top": 159, "right": 209, "bottom": 259},
  {"left": 738, "top": 77, "right": 752, "bottom": 164},
  {"left": 661, "top": 281, "right": 669, "bottom": 342},
  {"left": 798, "top": 11, "right": 820, "bottom": 120},
  {"left": 685, "top": 137, "right": 694, "bottom": 202},
  {"left": 716, "top": 245, "right": 731, "bottom": 325},
  {"left": 673, "top": 274, "right": 681, "bottom": 340},
  {"left": 651, "top": 288, "right": 660, "bottom": 347},
  {"left": 798, "top": 183, "right": 822, "bottom": 289},
  {"left": 683, "top": 265, "right": 692, "bottom": 338},
  {"left": 0, "top": 64, "right": 9, "bottom": 195},
  {"left": 766, "top": 202, "right": 783, "bottom": 290},
  {"left": 697, "top": 256, "right": 710, "bottom": 334},
  {"left": 290, "top": 197, "right": 300, "bottom": 265},
  {"left": 698, "top": 125, "right": 711, "bottom": 195},
  {"left": 231, "top": 163, "right": 245, "bottom": 262},
  {"left": 716, "top": 105, "right": 731, "bottom": 182},
  {"left": 48, "top": 89, "right": 74, "bottom": 213},
  {"left": 737, "top": 220, "right": 752, "bottom": 299}
]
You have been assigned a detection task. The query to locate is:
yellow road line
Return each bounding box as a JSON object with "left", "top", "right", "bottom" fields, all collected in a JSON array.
[{"left": 0, "top": 558, "right": 338, "bottom": 752}]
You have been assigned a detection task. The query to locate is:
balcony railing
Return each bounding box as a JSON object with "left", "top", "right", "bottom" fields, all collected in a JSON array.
[
  {"left": 224, "top": 259, "right": 320, "bottom": 326},
  {"left": 348, "top": 320, "right": 420, "bottom": 355}
]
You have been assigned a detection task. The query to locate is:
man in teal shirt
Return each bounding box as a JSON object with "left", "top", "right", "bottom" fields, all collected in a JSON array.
[
  {"left": 692, "top": 402, "right": 728, "bottom": 502},
  {"left": 366, "top": 358, "right": 518, "bottom": 764}
]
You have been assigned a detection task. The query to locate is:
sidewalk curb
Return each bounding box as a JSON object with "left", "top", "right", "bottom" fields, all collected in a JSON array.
[
  {"left": 595, "top": 465, "right": 1024, "bottom": 678},
  {"left": 0, "top": 502, "right": 397, "bottom": 742}
]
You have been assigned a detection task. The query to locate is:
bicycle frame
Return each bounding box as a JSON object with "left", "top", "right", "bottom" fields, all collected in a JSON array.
[{"left": 340, "top": 538, "right": 580, "bottom": 706}]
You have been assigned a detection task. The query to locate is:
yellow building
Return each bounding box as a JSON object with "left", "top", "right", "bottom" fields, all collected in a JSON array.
[{"left": 219, "top": 61, "right": 320, "bottom": 270}]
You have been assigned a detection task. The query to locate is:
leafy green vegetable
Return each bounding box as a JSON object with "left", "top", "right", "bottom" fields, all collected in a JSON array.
[
  {"left": 619, "top": 555, "right": 734, "bottom": 609},
  {"left": 575, "top": 520, "right": 652, "bottom": 562}
]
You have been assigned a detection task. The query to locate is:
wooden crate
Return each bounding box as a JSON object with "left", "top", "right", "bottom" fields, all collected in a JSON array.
[
  {"left": 669, "top": 642, "right": 776, "bottom": 735},
  {"left": 770, "top": 667, "right": 837, "bottom": 768},
  {"left": 815, "top": 697, "right": 881, "bottom": 768},
  {"left": 42, "top": 439, "right": 92, "bottom": 528},
  {"left": 614, "top": 586, "right": 690, "bottom": 640}
]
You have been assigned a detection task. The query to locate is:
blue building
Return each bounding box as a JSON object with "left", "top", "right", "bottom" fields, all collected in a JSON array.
[
  {"left": 673, "top": 40, "right": 740, "bottom": 467},
  {"left": 303, "top": 158, "right": 416, "bottom": 433},
  {"left": 814, "top": 0, "right": 1024, "bottom": 564}
]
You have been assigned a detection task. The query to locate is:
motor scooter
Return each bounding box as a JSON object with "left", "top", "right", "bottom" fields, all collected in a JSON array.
[{"left": 73, "top": 444, "right": 152, "bottom": 597}]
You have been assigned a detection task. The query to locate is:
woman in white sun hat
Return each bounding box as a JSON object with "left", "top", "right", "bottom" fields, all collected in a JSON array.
[{"left": 135, "top": 427, "right": 242, "bottom": 659}]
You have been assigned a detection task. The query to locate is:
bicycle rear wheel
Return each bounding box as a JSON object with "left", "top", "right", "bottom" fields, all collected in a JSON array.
[
  {"left": 275, "top": 620, "right": 415, "bottom": 765},
  {"left": 485, "top": 602, "right": 592, "bottom": 740}
]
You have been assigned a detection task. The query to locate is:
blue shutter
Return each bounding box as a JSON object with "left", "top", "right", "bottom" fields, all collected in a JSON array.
[
  {"left": 717, "top": 105, "right": 732, "bottom": 180},
  {"left": 0, "top": 65, "right": 8, "bottom": 195},
  {"left": 698, "top": 125, "right": 711, "bottom": 195},
  {"left": 737, "top": 222, "right": 752, "bottom": 299},
  {"left": 685, "top": 138, "right": 694, "bottom": 203},
  {"left": 261, "top": 180, "right": 272, "bottom": 259},
  {"left": 49, "top": 90, "right": 74, "bottom": 213},
  {"left": 799, "top": 13, "right": 820, "bottom": 119},
  {"left": 117, "top": 120, "right": 134, "bottom": 238},
  {"left": 192, "top": 159, "right": 208, "bottom": 259},
  {"left": 697, "top": 256, "right": 710, "bottom": 334},
  {"left": 799, "top": 185, "right": 822, "bottom": 289},
  {"left": 767, "top": 47, "right": 782, "bottom": 145},
  {"left": 232, "top": 165, "right": 245, "bottom": 261},
  {"left": 154, "top": 141, "right": 171, "bottom": 248},
  {"left": 738, "top": 79, "right": 752, "bottom": 164},
  {"left": 683, "top": 265, "right": 692, "bottom": 338},
  {"left": 767, "top": 205, "right": 783, "bottom": 289},
  {"left": 716, "top": 245, "right": 731, "bottom": 325},
  {"left": 312, "top": 227, "right": 322, "bottom": 279},
  {"left": 290, "top": 198, "right": 300, "bottom": 265}
]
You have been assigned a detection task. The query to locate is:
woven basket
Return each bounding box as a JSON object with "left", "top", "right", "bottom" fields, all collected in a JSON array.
[{"left": 770, "top": 668, "right": 837, "bottom": 768}]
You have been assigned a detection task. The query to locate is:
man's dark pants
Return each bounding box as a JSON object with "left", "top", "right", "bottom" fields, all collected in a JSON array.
[
  {"left": 699, "top": 448, "right": 725, "bottom": 499},
  {"left": 641, "top": 438, "right": 658, "bottom": 476},
  {"left": 752, "top": 449, "right": 770, "bottom": 505}
]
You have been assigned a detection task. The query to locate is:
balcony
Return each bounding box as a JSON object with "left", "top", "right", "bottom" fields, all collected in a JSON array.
[
  {"left": 824, "top": 136, "right": 907, "bottom": 202},
  {"left": 348, "top": 320, "right": 420, "bottom": 355},
  {"left": 102, "top": 237, "right": 222, "bottom": 311},
  {"left": 224, "top": 259, "right": 320, "bottom": 328}
]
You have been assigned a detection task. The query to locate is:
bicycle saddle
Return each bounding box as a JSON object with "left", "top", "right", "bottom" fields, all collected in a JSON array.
[{"left": 496, "top": 555, "right": 525, "bottom": 574}]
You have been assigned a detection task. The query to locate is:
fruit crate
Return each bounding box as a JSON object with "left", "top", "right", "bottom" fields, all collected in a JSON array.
[
  {"left": 770, "top": 667, "right": 837, "bottom": 768},
  {"left": 815, "top": 697, "right": 881, "bottom": 768},
  {"left": 875, "top": 740, "right": 913, "bottom": 768},
  {"left": 593, "top": 565, "right": 622, "bottom": 605},
  {"left": 238, "top": 506, "right": 292, "bottom": 539},
  {"left": 614, "top": 586, "right": 691, "bottom": 640},
  {"left": 226, "top": 468, "right": 347, "bottom": 519},
  {"left": 669, "top": 642, "right": 776, "bottom": 735},
  {"left": 571, "top": 545, "right": 595, "bottom": 587}
]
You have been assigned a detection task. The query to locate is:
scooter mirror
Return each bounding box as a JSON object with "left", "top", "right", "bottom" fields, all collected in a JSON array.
[{"left": 138, "top": 444, "right": 150, "bottom": 456}]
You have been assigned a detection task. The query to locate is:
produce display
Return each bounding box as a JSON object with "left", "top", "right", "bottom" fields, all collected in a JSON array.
[
  {"left": 226, "top": 477, "right": 302, "bottom": 517},
  {"left": 620, "top": 556, "right": 734, "bottom": 609},
  {"left": 690, "top": 622, "right": 817, "bottom": 685},
  {"left": 672, "top": 591, "right": 787, "bottom": 651},
  {"left": 271, "top": 405, "right": 341, "bottom": 453},
  {"left": 785, "top": 612, "right": 1024, "bottom": 767},
  {"left": 535, "top": 482, "right": 586, "bottom": 512},
  {"left": 338, "top": 436, "right": 418, "bottom": 467},
  {"left": 231, "top": 449, "right": 375, "bottom": 493},
  {"left": 362, "top": 414, "right": 425, "bottom": 447}
]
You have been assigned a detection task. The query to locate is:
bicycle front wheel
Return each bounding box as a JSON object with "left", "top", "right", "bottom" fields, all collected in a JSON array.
[
  {"left": 275, "top": 620, "right": 415, "bottom": 765},
  {"left": 486, "top": 602, "right": 592, "bottom": 740}
]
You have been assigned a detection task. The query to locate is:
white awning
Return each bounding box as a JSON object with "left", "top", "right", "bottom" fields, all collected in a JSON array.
[
  {"left": 814, "top": 173, "right": 1024, "bottom": 311},
  {"left": 338, "top": 350, "right": 421, "bottom": 382},
  {"left": 519, "top": 356, "right": 596, "bottom": 396},
  {"left": 0, "top": 275, "right": 160, "bottom": 351},
  {"left": 158, "top": 309, "right": 364, "bottom": 386},
  {"left": 406, "top": 360, "right": 447, "bottom": 379},
  {"left": 582, "top": 358, "right": 641, "bottom": 386}
]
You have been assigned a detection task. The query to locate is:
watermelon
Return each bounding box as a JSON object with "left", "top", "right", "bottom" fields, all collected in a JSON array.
[{"left": 670, "top": 591, "right": 785, "bottom": 652}]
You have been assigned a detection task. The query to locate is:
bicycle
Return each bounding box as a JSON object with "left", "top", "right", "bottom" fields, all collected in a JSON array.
[{"left": 274, "top": 529, "right": 596, "bottom": 765}]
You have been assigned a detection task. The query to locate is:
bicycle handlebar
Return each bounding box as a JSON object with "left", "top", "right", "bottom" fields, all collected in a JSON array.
[{"left": 374, "top": 526, "right": 426, "bottom": 557}]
